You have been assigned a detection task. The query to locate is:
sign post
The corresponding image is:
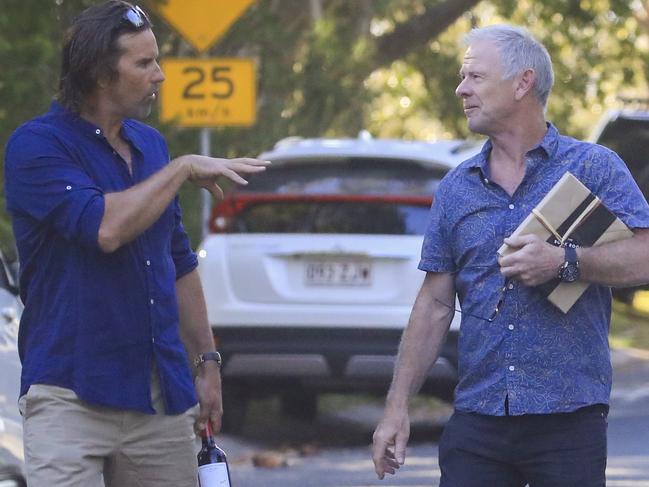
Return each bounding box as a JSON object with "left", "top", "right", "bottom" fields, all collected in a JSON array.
[{"left": 200, "top": 128, "right": 212, "bottom": 239}]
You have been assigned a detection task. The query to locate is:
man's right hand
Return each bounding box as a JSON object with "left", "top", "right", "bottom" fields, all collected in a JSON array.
[
  {"left": 178, "top": 155, "right": 271, "bottom": 200},
  {"left": 371, "top": 407, "right": 410, "bottom": 479}
]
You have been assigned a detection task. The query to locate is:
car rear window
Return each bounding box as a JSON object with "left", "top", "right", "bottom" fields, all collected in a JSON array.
[
  {"left": 240, "top": 158, "right": 448, "bottom": 196},
  {"left": 228, "top": 199, "right": 430, "bottom": 235},
  {"left": 213, "top": 157, "right": 447, "bottom": 235}
]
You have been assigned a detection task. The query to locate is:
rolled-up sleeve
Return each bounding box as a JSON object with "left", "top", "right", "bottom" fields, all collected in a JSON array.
[
  {"left": 5, "top": 127, "right": 105, "bottom": 249},
  {"left": 170, "top": 196, "right": 198, "bottom": 279}
]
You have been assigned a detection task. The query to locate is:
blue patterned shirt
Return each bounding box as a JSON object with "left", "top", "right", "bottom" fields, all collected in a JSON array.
[
  {"left": 419, "top": 123, "right": 649, "bottom": 415},
  {"left": 5, "top": 102, "right": 198, "bottom": 414}
]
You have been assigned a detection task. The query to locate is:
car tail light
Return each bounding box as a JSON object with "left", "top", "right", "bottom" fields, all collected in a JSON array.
[
  {"left": 208, "top": 197, "right": 249, "bottom": 233},
  {"left": 208, "top": 193, "right": 434, "bottom": 234}
]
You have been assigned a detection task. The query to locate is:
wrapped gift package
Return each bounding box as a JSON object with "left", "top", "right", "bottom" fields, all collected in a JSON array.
[{"left": 497, "top": 171, "right": 632, "bottom": 313}]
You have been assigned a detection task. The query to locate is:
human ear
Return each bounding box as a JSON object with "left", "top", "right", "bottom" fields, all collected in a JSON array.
[{"left": 514, "top": 69, "right": 536, "bottom": 101}]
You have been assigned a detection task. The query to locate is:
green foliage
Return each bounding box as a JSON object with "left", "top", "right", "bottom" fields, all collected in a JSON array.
[
  {"left": 500, "top": 0, "right": 645, "bottom": 137},
  {"left": 611, "top": 300, "right": 649, "bottom": 351},
  {"left": 2, "top": 0, "right": 649, "bottom": 249},
  {"left": 0, "top": 1, "right": 63, "bottom": 254}
]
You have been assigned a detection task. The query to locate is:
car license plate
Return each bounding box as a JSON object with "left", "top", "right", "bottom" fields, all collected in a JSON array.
[{"left": 304, "top": 260, "right": 372, "bottom": 286}]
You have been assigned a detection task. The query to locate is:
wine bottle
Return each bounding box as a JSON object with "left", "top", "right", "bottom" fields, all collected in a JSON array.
[{"left": 197, "top": 421, "right": 232, "bottom": 487}]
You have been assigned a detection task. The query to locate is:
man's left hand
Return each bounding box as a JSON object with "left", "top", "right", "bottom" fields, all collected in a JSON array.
[
  {"left": 499, "top": 234, "right": 564, "bottom": 286},
  {"left": 194, "top": 361, "right": 223, "bottom": 435}
]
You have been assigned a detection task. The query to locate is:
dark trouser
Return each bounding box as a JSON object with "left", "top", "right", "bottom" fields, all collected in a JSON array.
[{"left": 439, "top": 404, "right": 608, "bottom": 487}]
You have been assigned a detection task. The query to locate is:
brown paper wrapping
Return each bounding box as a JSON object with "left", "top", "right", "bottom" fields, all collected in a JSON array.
[{"left": 497, "top": 172, "right": 632, "bottom": 313}]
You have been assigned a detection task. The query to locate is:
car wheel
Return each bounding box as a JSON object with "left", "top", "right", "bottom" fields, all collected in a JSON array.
[{"left": 0, "top": 464, "right": 26, "bottom": 487}]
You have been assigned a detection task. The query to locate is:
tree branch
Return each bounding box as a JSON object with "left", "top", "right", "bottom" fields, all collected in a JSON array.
[{"left": 374, "top": 0, "right": 483, "bottom": 68}]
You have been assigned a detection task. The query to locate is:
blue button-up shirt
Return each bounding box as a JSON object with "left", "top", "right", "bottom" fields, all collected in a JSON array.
[
  {"left": 4, "top": 102, "right": 198, "bottom": 414},
  {"left": 419, "top": 124, "right": 649, "bottom": 415}
]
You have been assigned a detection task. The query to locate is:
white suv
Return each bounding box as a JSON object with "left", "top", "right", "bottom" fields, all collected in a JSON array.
[{"left": 197, "top": 133, "right": 481, "bottom": 430}]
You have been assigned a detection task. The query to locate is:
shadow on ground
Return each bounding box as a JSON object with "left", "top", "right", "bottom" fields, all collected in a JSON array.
[{"left": 231, "top": 394, "right": 450, "bottom": 449}]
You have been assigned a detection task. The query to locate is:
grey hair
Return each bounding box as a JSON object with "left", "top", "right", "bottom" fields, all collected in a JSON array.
[{"left": 464, "top": 24, "right": 554, "bottom": 107}]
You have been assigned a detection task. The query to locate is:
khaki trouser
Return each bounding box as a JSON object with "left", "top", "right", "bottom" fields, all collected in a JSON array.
[{"left": 19, "top": 377, "right": 199, "bottom": 487}]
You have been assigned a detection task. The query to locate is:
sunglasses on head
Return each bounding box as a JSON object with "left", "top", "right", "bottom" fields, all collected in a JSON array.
[{"left": 122, "top": 5, "right": 148, "bottom": 28}]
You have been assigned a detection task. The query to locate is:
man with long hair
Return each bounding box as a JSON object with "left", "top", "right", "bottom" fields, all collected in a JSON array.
[{"left": 4, "top": 2, "right": 268, "bottom": 485}]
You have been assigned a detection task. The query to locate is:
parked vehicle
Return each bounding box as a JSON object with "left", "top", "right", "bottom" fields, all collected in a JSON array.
[
  {"left": 591, "top": 108, "right": 649, "bottom": 303},
  {"left": 0, "top": 252, "right": 25, "bottom": 486},
  {"left": 591, "top": 107, "right": 649, "bottom": 198},
  {"left": 197, "top": 133, "right": 482, "bottom": 431}
]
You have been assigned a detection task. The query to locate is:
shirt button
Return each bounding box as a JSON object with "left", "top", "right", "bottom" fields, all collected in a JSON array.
[
  {"left": 66, "top": 185, "right": 72, "bottom": 190},
  {"left": 508, "top": 282, "right": 514, "bottom": 290},
  {"left": 146, "top": 260, "right": 151, "bottom": 266},
  {"left": 152, "top": 337, "right": 155, "bottom": 343},
  {"left": 508, "top": 324, "right": 514, "bottom": 330},
  {"left": 508, "top": 365, "right": 515, "bottom": 371},
  {"left": 483, "top": 178, "right": 489, "bottom": 184},
  {"left": 95, "top": 129, "right": 101, "bottom": 135},
  {"left": 150, "top": 298, "right": 154, "bottom": 305},
  {"left": 508, "top": 203, "right": 515, "bottom": 210}
]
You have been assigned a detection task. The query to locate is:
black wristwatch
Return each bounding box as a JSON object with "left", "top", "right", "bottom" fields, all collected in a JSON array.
[
  {"left": 194, "top": 351, "right": 222, "bottom": 370},
  {"left": 558, "top": 245, "right": 580, "bottom": 283}
]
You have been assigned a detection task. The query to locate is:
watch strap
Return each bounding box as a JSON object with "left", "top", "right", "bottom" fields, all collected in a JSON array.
[
  {"left": 564, "top": 244, "right": 578, "bottom": 264},
  {"left": 193, "top": 351, "right": 222, "bottom": 369}
]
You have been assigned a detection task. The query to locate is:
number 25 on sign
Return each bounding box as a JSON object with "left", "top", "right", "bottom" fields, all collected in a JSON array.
[{"left": 160, "top": 58, "right": 256, "bottom": 127}]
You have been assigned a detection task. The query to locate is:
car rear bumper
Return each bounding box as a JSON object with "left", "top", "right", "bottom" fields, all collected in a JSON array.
[{"left": 213, "top": 326, "right": 458, "bottom": 399}]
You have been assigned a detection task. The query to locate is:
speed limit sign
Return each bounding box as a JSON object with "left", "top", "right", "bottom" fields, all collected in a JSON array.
[{"left": 160, "top": 58, "right": 256, "bottom": 127}]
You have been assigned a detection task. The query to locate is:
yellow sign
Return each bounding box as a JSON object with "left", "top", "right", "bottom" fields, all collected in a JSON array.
[
  {"left": 160, "top": 58, "right": 256, "bottom": 127},
  {"left": 149, "top": 0, "right": 255, "bottom": 53}
]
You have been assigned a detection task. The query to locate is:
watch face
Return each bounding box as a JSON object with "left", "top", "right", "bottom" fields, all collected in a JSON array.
[{"left": 561, "top": 263, "right": 580, "bottom": 283}]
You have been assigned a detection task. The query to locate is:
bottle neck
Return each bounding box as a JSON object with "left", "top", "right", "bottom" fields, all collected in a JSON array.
[{"left": 201, "top": 422, "right": 216, "bottom": 447}]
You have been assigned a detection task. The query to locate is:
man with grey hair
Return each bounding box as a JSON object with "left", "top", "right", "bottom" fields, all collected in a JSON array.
[{"left": 372, "top": 24, "right": 649, "bottom": 486}]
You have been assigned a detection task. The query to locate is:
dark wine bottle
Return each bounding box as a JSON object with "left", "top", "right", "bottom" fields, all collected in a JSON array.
[{"left": 197, "top": 421, "right": 232, "bottom": 487}]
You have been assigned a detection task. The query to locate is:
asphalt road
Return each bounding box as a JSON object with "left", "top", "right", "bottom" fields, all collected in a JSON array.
[{"left": 218, "top": 347, "right": 649, "bottom": 487}]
